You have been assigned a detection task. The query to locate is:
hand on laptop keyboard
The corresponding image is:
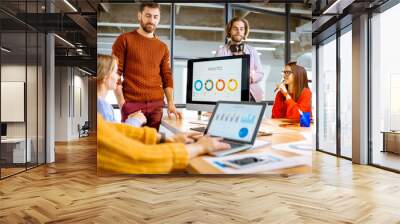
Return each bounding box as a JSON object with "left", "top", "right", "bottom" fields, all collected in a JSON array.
[
  {"left": 222, "top": 141, "right": 243, "bottom": 149},
  {"left": 166, "top": 132, "right": 203, "bottom": 144},
  {"left": 185, "top": 136, "right": 231, "bottom": 159}
]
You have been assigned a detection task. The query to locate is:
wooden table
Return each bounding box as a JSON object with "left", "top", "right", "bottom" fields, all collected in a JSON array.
[
  {"left": 162, "top": 110, "right": 313, "bottom": 174},
  {"left": 381, "top": 131, "right": 400, "bottom": 154}
]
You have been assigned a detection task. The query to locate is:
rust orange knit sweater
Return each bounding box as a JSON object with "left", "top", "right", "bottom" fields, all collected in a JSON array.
[{"left": 112, "top": 30, "right": 173, "bottom": 102}]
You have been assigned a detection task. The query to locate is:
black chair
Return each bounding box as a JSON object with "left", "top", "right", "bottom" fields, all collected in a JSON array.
[{"left": 78, "top": 121, "right": 90, "bottom": 138}]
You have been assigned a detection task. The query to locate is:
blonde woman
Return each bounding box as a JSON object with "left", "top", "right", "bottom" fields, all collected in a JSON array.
[
  {"left": 97, "top": 54, "right": 231, "bottom": 174},
  {"left": 97, "top": 54, "right": 146, "bottom": 126}
]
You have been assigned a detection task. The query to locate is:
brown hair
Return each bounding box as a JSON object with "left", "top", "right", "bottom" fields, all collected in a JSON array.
[
  {"left": 284, "top": 61, "right": 309, "bottom": 102},
  {"left": 97, "top": 54, "right": 118, "bottom": 87},
  {"left": 225, "top": 17, "right": 250, "bottom": 40},
  {"left": 139, "top": 3, "right": 160, "bottom": 12}
]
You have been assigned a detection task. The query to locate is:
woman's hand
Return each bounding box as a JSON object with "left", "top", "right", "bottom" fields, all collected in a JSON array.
[
  {"left": 185, "top": 136, "right": 231, "bottom": 159},
  {"left": 279, "top": 84, "right": 292, "bottom": 100},
  {"left": 166, "top": 132, "right": 201, "bottom": 144},
  {"left": 279, "top": 83, "right": 288, "bottom": 96},
  {"left": 128, "top": 111, "right": 147, "bottom": 125}
]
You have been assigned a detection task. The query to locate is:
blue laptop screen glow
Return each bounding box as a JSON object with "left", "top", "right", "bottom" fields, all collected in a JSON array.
[{"left": 207, "top": 103, "right": 264, "bottom": 143}]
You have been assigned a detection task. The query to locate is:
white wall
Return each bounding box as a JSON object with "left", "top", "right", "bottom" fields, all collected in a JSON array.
[
  {"left": 54, "top": 67, "right": 89, "bottom": 141},
  {"left": 1, "top": 65, "right": 28, "bottom": 138}
]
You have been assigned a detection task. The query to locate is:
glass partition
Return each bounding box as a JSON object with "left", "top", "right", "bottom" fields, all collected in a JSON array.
[
  {"left": 370, "top": 3, "right": 400, "bottom": 171},
  {"left": 317, "top": 36, "right": 337, "bottom": 155}
]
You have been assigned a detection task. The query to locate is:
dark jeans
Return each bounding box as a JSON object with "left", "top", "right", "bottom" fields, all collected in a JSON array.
[{"left": 121, "top": 100, "right": 164, "bottom": 131}]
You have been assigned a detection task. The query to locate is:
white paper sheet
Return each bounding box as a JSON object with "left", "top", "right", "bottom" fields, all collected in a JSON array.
[
  {"left": 204, "top": 151, "right": 311, "bottom": 174},
  {"left": 271, "top": 140, "right": 314, "bottom": 156}
]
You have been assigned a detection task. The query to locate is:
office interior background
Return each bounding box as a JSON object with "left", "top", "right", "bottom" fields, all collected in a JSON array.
[
  {"left": 0, "top": 0, "right": 97, "bottom": 179},
  {"left": 97, "top": 3, "right": 313, "bottom": 119},
  {"left": 0, "top": 0, "right": 399, "bottom": 177},
  {"left": 0, "top": 0, "right": 399, "bottom": 223},
  {"left": 313, "top": 0, "right": 400, "bottom": 172}
]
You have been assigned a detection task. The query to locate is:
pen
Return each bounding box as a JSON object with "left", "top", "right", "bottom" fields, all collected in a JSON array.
[
  {"left": 214, "top": 161, "right": 226, "bottom": 168},
  {"left": 274, "top": 78, "right": 285, "bottom": 95}
]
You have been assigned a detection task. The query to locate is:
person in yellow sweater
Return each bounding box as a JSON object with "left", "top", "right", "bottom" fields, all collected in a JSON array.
[
  {"left": 98, "top": 115, "right": 230, "bottom": 174},
  {"left": 97, "top": 54, "right": 230, "bottom": 174}
]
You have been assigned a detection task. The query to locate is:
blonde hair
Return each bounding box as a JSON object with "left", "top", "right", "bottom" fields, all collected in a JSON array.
[
  {"left": 225, "top": 17, "right": 250, "bottom": 40},
  {"left": 97, "top": 54, "right": 118, "bottom": 86}
]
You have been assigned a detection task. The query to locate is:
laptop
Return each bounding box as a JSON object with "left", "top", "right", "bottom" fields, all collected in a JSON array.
[{"left": 204, "top": 101, "right": 267, "bottom": 157}]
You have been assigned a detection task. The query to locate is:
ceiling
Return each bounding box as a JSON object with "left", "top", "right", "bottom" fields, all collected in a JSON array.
[{"left": 0, "top": 0, "right": 98, "bottom": 73}]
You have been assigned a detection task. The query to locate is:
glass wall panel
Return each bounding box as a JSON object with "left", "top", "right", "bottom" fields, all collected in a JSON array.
[
  {"left": 173, "top": 3, "right": 225, "bottom": 104},
  {"left": 233, "top": 6, "right": 286, "bottom": 105},
  {"left": 290, "top": 10, "right": 312, "bottom": 73},
  {"left": 317, "top": 37, "right": 337, "bottom": 155},
  {"left": 339, "top": 28, "right": 352, "bottom": 158},
  {"left": 1, "top": 30, "right": 28, "bottom": 177},
  {"left": 371, "top": 3, "right": 400, "bottom": 171},
  {"left": 0, "top": 0, "right": 46, "bottom": 178},
  {"left": 97, "top": 3, "right": 171, "bottom": 54}
]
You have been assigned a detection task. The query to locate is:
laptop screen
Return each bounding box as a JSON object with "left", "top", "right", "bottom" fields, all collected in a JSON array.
[{"left": 206, "top": 102, "right": 265, "bottom": 144}]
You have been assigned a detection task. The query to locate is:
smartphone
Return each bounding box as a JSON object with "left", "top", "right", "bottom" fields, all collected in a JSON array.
[
  {"left": 223, "top": 156, "right": 281, "bottom": 169},
  {"left": 223, "top": 157, "right": 265, "bottom": 169}
]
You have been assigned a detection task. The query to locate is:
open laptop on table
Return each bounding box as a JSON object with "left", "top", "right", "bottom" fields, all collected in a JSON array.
[{"left": 204, "top": 101, "right": 266, "bottom": 157}]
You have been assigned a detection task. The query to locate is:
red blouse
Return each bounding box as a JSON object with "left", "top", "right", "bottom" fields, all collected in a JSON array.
[{"left": 271, "top": 88, "right": 312, "bottom": 121}]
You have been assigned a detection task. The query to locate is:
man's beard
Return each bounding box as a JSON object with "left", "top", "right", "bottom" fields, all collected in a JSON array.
[
  {"left": 231, "top": 34, "right": 244, "bottom": 43},
  {"left": 140, "top": 20, "right": 156, "bottom": 33}
]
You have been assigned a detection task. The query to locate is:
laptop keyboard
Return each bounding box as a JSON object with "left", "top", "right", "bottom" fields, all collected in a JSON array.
[{"left": 222, "top": 140, "right": 243, "bottom": 148}]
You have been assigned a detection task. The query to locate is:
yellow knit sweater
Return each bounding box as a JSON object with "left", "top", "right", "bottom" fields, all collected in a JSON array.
[{"left": 97, "top": 115, "right": 189, "bottom": 174}]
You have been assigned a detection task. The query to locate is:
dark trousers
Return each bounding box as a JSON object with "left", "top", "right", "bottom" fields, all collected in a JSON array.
[{"left": 121, "top": 100, "right": 164, "bottom": 130}]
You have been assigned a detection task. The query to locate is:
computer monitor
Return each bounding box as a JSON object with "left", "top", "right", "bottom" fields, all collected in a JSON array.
[
  {"left": 1, "top": 123, "right": 7, "bottom": 137},
  {"left": 186, "top": 55, "right": 250, "bottom": 112}
]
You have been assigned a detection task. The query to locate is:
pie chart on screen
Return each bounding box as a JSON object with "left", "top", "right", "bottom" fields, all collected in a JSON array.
[{"left": 238, "top": 128, "right": 249, "bottom": 138}]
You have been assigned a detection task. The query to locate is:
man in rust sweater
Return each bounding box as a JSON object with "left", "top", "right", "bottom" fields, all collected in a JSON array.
[{"left": 112, "top": 3, "right": 181, "bottom": 130}]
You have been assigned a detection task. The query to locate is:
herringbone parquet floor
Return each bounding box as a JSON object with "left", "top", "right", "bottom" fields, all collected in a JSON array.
[{"left": 1, "top": 135, "right": 400, "bottom": 224}]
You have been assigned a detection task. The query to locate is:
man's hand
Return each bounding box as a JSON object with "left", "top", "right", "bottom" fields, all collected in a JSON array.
[
  {"left": 118, "top": 100, "right": 126, "bottom": 110},
  {"left": 250, "top": 70, "right": 255, "bottom": 83},
  {"left": 167, "top": 104, "right": 182, "bottom": 120},
  {"left": 114, "top": 84, "right": 126, "bottom": 109}
]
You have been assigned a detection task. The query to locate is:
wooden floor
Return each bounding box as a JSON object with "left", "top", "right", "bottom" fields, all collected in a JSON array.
[
  {"left": 372, "top": 150, "right": 400, "bottom": 171},
  {"left": 1, "top": 135, "right": 400, "bottom": 223}
]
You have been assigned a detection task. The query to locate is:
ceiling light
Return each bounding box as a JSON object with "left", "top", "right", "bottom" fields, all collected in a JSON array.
[
  {"left": 1, "top": 47, "right": 11, "bottom": 53},
  {"left": 54, "top": 34, "right": 75, "bottom": 48},
  {"left": 211, "top": 50, "right": 216, "bottom": 55},
  {"left": 78, "top": 67, "right": 92, "bottom": 76},
  {"left": 322, "top": 0, "right": 355, "bottom": 15},
  {"left": 247, "top": 39, "right": 294, "bottom": 44},
  {"left": 255, "top": 47, "right": 276, "bottom": 51},
  {"left": 63, "top": 0, "right": 78, "bottom": 12}
]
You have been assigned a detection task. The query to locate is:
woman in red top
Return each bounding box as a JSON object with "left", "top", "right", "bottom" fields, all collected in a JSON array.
[{"left": 272, "top": 62, "right": 312, "bottom": 121}]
